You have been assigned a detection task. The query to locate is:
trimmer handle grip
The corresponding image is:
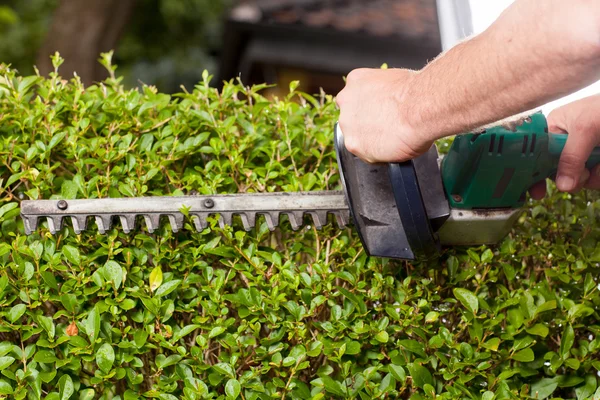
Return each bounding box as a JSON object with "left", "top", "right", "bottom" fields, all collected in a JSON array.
[{"left": 441, "top": 112, "right": 600, "bottom": 209}]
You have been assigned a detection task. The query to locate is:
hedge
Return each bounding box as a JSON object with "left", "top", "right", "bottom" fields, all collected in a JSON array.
[{"left": 0, "top": 53, "right": 600, "bottom": 400}]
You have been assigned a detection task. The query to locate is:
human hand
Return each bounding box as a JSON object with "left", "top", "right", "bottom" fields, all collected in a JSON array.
[
  {"left": 529, "top": 95, "right": 600, "bottom": 200},
  {"left": 335, "top": 68, "right": 435, "bottom": 163}
]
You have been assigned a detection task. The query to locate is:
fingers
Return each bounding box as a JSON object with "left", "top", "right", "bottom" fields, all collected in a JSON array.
[
  {"left": 584, "top": 164, "right": 600, "bottom": 190},
  {"left": 529, "top": 181, "right": 547, "bottom": 200},
  {"left": 555, "top": 131, "right": 596, "bottom": 192}
]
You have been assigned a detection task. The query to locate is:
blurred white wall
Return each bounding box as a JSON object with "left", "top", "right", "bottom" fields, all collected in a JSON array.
[{"left": 467, "top": 0, "right": 600, "bottom": 113}]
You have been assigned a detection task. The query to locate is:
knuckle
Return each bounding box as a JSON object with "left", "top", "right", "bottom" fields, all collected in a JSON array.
[
  {"left": 559, "top": 152, "right": 585, "bottom": 170},
  {"left": 346, "top": 68, "right": 367, "bottom": 82},
  {"left": 344, "top": 136, "right": 360, "bottom": 155},
  {"left": 335, "top": 91, "right": 346, "bottom": 107}
]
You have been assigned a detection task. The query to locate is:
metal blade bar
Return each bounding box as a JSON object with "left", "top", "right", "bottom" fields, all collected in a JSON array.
[{"left": 20, "top": 191, "right": 350, "bottom": 235}]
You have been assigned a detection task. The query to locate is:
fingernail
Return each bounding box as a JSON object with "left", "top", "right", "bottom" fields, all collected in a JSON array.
[{"left": 556, "top": 175, "right": 575, "bottom": 191}]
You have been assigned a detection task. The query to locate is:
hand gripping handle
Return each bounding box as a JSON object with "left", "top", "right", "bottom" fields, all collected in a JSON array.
[{"left": 441, "top": 112, "right": 600, "bottom": 209}]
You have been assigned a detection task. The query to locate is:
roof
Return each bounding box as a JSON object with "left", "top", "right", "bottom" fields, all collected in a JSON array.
[{"left": 229, "top": 0, "right": 441, "bottom": 47}]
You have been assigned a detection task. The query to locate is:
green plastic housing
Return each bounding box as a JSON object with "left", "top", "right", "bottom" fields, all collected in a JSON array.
[{"left": 441, "top": 112, "right": 600, "bottom": 209}]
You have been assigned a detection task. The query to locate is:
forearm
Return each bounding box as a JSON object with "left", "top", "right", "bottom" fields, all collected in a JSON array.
[{"left": 406, "top": 0, "right": 600, "bottom": 140}]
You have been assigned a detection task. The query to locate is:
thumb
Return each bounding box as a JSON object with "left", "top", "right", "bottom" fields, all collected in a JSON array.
[{"left": 556, "top": 131, "right": 595, "bottom": 192}]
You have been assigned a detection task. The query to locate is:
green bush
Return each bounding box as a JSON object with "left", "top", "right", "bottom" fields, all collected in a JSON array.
[{"left": 1, "top": 53, "right": 600, "bottom": 400}]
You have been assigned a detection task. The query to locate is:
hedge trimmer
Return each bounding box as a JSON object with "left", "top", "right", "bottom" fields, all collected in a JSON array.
[{"left": 20, "top": 113, "right": 600, "bottom": 260}]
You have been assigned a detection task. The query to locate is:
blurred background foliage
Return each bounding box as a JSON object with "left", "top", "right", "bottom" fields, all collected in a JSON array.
[
  {"left": 0, "top": 0, "right": 232, "bottom": 93},
  {"left": 0, "top": 0, "right": 58, "bottom": 76}
]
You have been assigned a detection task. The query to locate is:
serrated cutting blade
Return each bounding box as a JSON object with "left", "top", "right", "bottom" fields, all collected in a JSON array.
[{"left": 20, "top": 191, "right": 351, "bottom": 235}]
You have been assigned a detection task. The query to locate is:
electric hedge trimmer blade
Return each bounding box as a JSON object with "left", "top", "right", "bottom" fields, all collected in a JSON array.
[{"left": 20, "top": 191, "right": 351, "bottom": 235}]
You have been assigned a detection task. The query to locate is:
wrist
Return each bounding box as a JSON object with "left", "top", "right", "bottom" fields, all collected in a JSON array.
[{"left": 397, "top": 69, "right": 452, "bottom": 144}]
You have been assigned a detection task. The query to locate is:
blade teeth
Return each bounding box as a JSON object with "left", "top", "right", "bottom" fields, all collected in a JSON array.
[
  {"left": 239, "top": 212, "right": 255, "bottom": 231},
  {"left": 95, "top": 215, "right": 112, "bottom": 234},
  {"left": 218, "top": 212, "right": 233, "bottom": 229},
  {"left": 287, "top": 211, "right": 304, "bottom": 231},
  {"left": 23, "top": 216, "right": 38, "bottom": 235},
  {"left": 71, "top": 216, "right": 88, "bottom": 234},
  {"left": 119, "top": 215, "right": 136, "bottom": 233},
  {"left": 167, "top": 214, "right": 184, "bottom": 233},
  {"left": 191, "top": 213, "right": 208, "bottom": 232},
  {"left": 263, "top": 212, "right": 279, "bottom": 231},
  {"left": 334, "top": 210, "right": 350, "bottom": 228},
  {"left": 143, "top": 214, "right": 161, "bottom": 233},
  {"left": 47, "top": 216, "right": 63, "bottom": 235},
  {"left": 309, "top": 211, "right": 328, "bottom": 230}
]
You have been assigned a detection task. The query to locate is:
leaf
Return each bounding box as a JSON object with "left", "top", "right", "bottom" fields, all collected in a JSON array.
[
  {"left": 321, "top": 376, "right": 347, "bottom": 397},
  {"left": 86, "top": 306, "right": 101, "bottom": 343},
  {"left": 379, "top": 373, "right": 395, "bottom": 393},
  {"left": 389, "top": 365, "right": 406, "bottom": 382},
  {"left": 453, "top": 288, "right": 479, "bottom": 314},
  {"left": 530, "top": 378, "right": 558, "bottom": 400},
  {"left": 398, "top": 339, "right": 427, "bottom": 358},
  {"left": 60, "top": 294, "right": 78, "bottom": 314},
  {"left": 375, "top": 331, "right": 389, "bottom": 343},
  {"left": 154, "top": 279, "right": 181, "bottom": 298},
  {"left": 61, "top": 180, "right": 79, "bottom": 199},
  {"left": 62, "top": 245, "right": 80, "bottom": 265},
  {"left": 58, "top": 374, "right": 74, "bottom": 400},
  {"left": 512, "top": 348, "right": 534, "bottom": 362},
  {"left": 104, "top": 260, "right": 123, "bottom": 290},
  {"left": 575, "top": 375, "right": 597, "bottom": 400},
  {"left": 560, "top": 324, "right": 575, "bottom": 359},
  {"left": 96, "top": 343, "right": 115, "bottom": 373},
  {"left": 225, "top": 379, "right": 241, "bottom": 399},
  {"left": 407, "top": 363, "right": 433, "bottom": 389},
  {"left": 8, "top": 303, "right": 26, "bottom": 323},
  {"left": 526, "top": 324, "right": 549, "bottom": 338},
  {"left": 149, "top": 266, "right": 163, "bottom": 292},
  {"left": 0, "top": 379, "right": 13, "bottom": 395},
  {"left": 0, "top": 202, "right": 17, "bottom": 218},
  {"left": 209, "top": 326, "right": 226, "bottom": 338},
  {"left": 0, "top": 356, "right": 15, "bottom": 370},
  {"left": 38, "top": 315, "right": 55, "bottom": 340},
  {"left": 425, "top": 311, "right": 439, "bottom": 323},
  {"left": 213, "top": 363, "right": 235, "bottom": 379}
]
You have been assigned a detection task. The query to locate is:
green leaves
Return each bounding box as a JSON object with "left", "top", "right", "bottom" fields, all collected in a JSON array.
[
  {"left": 8, "top": 303, "right": 26, "bottom": 323},
  {"left": 149, "top": 266, "right": 163, "bottom": 292},
  {"left": 225, "top": 379, "right": 241, "bottom": 399},
  {"left": 530, "top": 378, "right": 558, "bottom": 400},
  {"left": 103, "top": 260, "right": 124, "bottom": 290},
  {"left": 58, "top": 375, "right": 74, "bottom": 400},
  {"left": 96, "top": 343, "right": 115, "bottom": 373},
  {"left": 154, "top": 279, "right": 181, "bottom": 298},
  {"left": 0, "top": 59, "right": 599, "bottom": 399},
  {"left": 62, "top": 245, "right": 80, "bottom": 265},
  {"left": 512, "top": 348, "right": 534, "bottom": 362},
  {"left": 453, "top": 288, "right": 479, "bottom": 315},
  {"left": 407, "top": 363, "right": 433, "bottom": 389},
  {"left": 86, "top": 305, "right": 101, "bottom": 344}
]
